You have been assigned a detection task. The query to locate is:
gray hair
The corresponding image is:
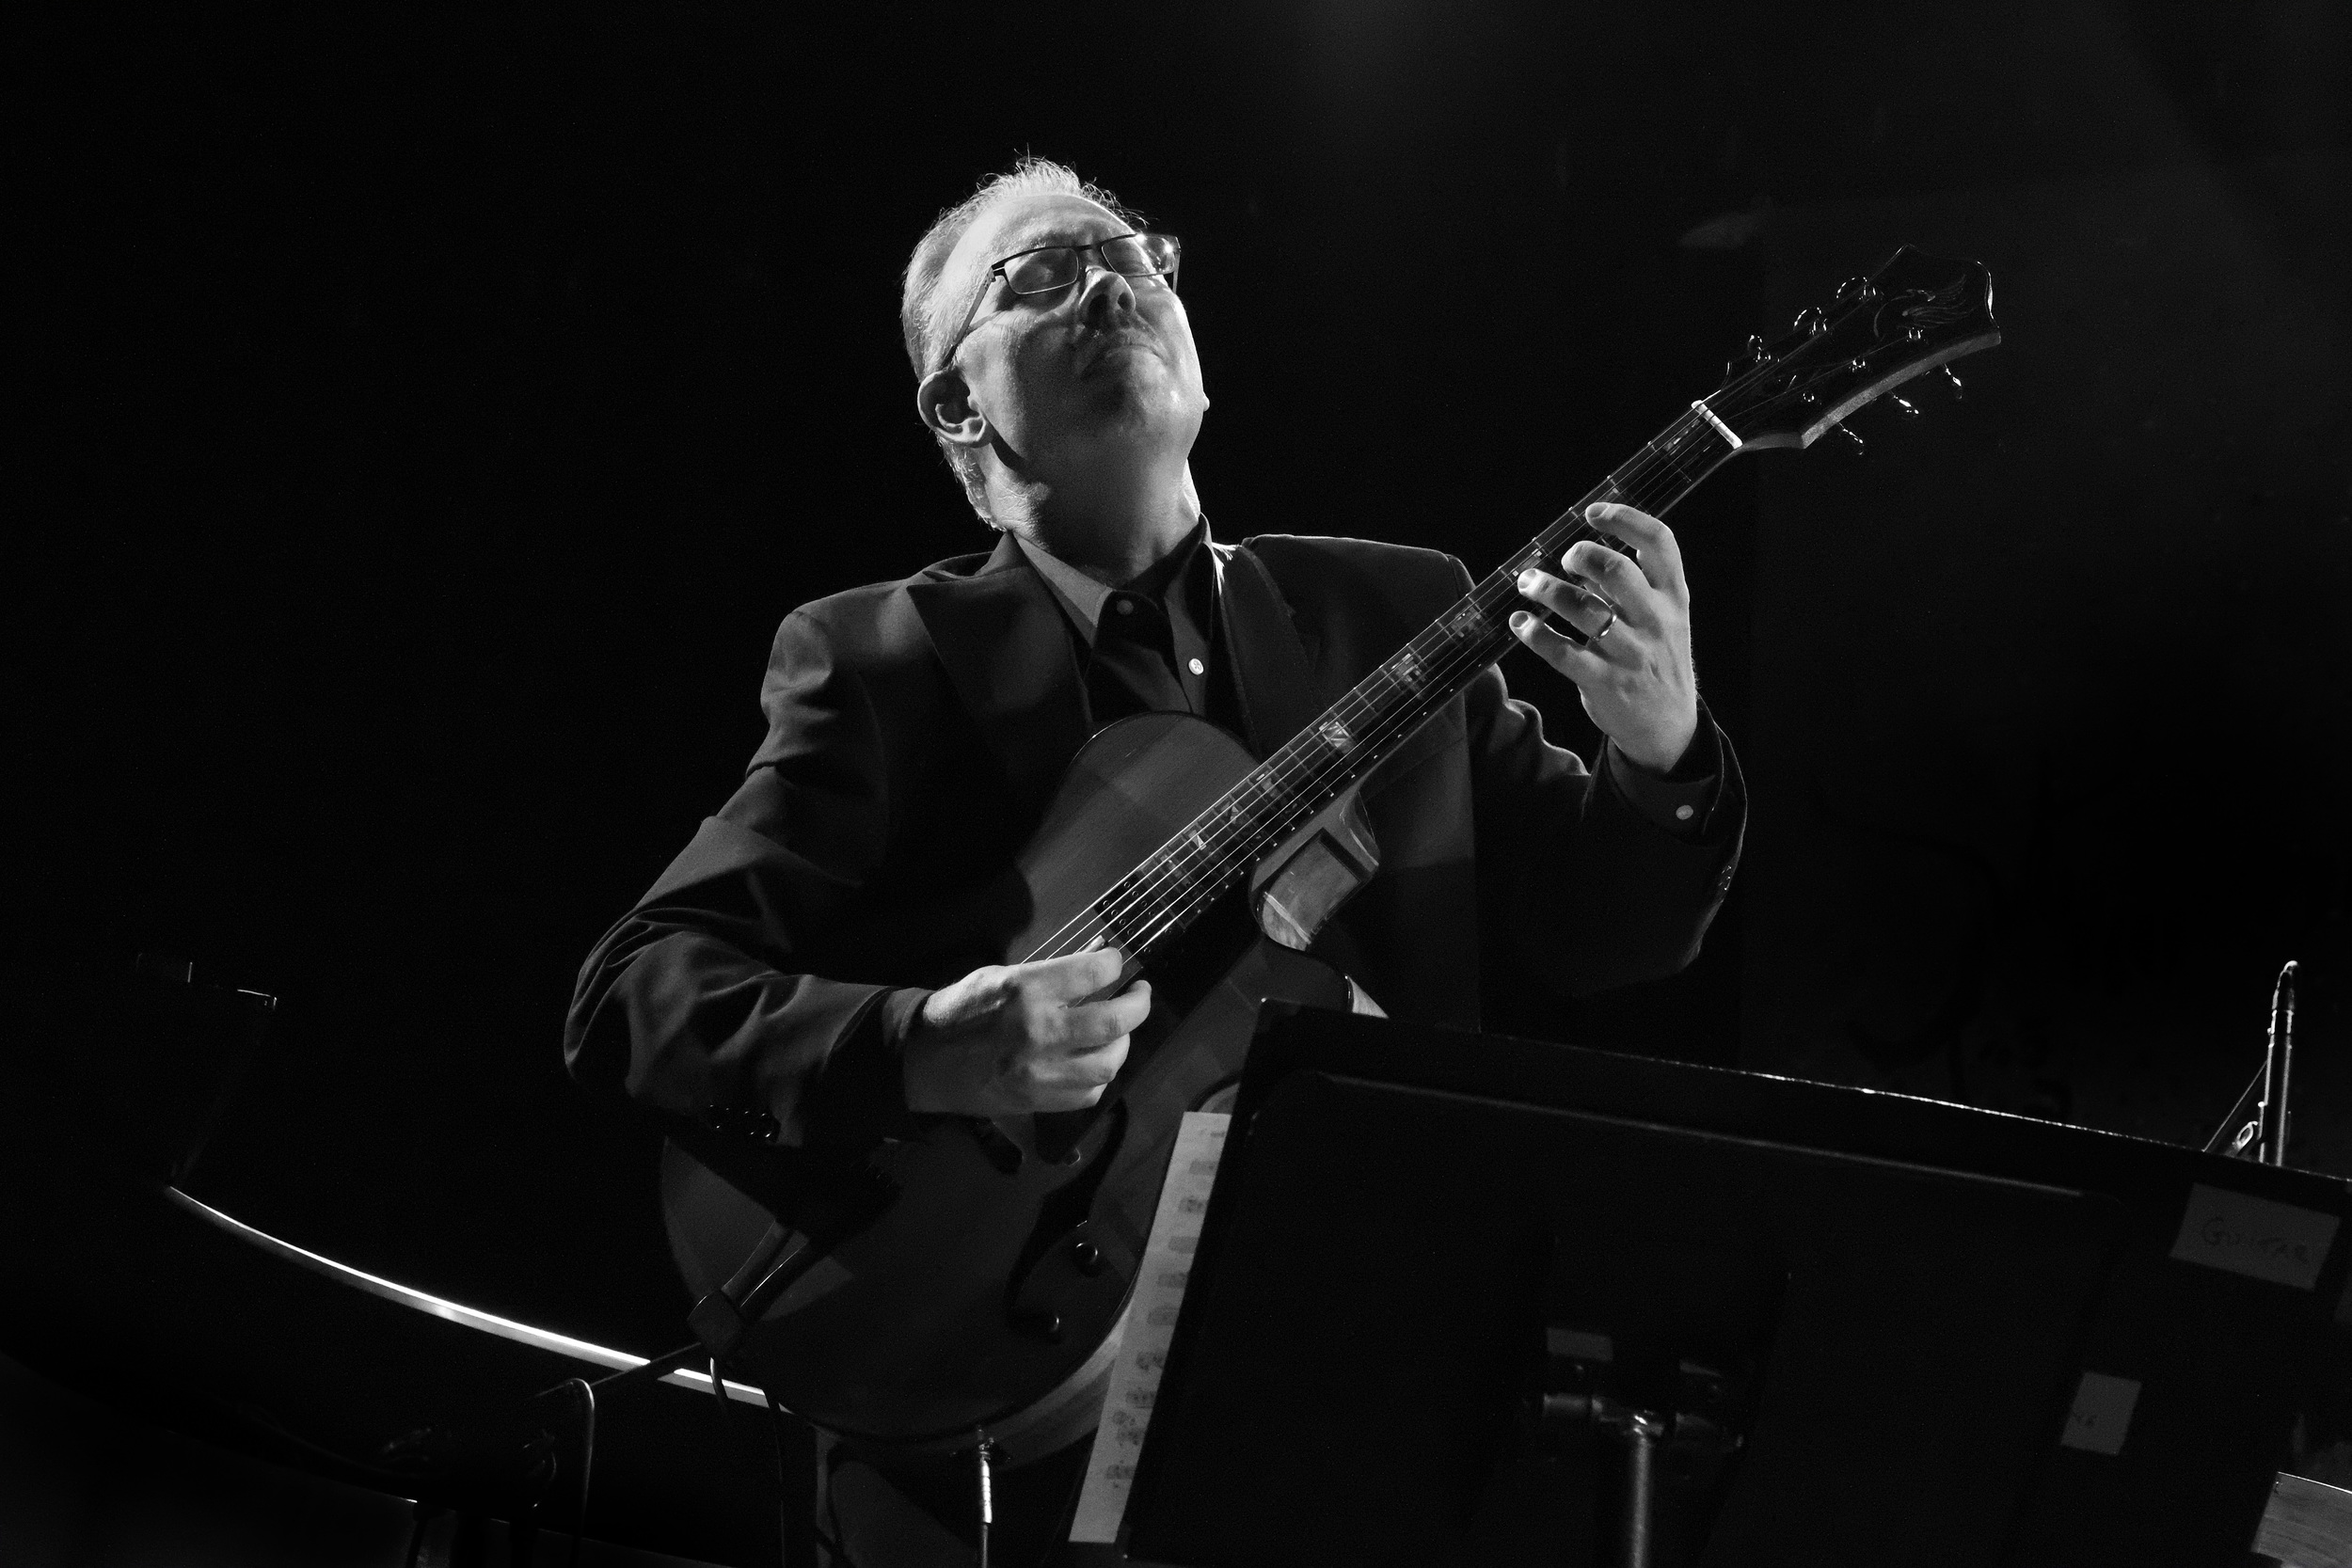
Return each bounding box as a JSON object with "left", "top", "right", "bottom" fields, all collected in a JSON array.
[{"left": 900, "top": 156, "right": 1143, "bottom": 522}]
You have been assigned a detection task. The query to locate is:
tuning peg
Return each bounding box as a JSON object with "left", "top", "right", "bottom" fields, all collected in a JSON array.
[
  {"left": 1941, "top": 366, "right": 1964, "bottom": 400},
  {"left": 1836, "top": 424, "right": 1866, "bottom": 455},
  {"left": 1890, "top": 395, "right": 1920, "bottom": 420},
  {"left": 1724, "top": 333, "right": 1772, "bottom": 380}
]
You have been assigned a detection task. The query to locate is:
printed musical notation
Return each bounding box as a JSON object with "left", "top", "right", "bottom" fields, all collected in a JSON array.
[{"left": 1069, "top": 1111, "right": 1230, "bottom": 1544}]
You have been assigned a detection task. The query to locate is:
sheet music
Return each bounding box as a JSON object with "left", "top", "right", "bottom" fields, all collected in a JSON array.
[{"left": 1068, "top": 1109, "right": 1230, "bottom": 1544}]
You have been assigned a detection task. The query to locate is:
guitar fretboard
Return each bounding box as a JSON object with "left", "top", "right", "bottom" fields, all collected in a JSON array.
[{"left": 1020, "top": 404, "right": 1742, "bottom": 968}]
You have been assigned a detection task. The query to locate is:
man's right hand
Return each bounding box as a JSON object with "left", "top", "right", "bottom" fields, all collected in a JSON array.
[{"left": 901, "top": 948, "right": 1150, "bottom": 1117}]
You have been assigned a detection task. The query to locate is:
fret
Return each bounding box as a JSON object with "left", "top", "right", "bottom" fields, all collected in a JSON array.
[
  {"left": 1443, "top": 598, "right": 1494, "bottom": 643},
  {"left": 1228, "top": 775, "right": 1281, "bottom": 826}
]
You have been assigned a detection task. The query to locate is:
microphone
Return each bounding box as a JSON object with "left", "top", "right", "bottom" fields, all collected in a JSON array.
[{"left": 2257, "top": 960, "right": 2298, "bottom": 1167}]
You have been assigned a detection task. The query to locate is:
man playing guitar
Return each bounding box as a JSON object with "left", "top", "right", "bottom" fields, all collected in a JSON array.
[{"left": 565, "top": 156, "right": 1743, "bottom": 1566}]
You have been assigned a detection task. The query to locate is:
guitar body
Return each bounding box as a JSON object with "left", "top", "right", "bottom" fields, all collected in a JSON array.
[{"left": 661, "top": 712, "right": 1357, "bottom": 1454}]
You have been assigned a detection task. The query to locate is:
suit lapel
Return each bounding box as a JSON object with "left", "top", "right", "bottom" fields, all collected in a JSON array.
[
  {"left": 907, "top": 534, "right": 1091, "bottom": 815},
  {"left": 1217, "top": 543, "right": 1332, "bottom": 759}
]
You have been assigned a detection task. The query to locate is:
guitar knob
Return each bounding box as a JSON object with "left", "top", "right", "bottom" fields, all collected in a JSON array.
[
  {"left": 1070, "top": 1238, "right": 1105, "bottom": 1275},
  {"left": 1012, "top": 1310, "right": 1065, "bottom": 1343},
  {"left": 1941, "top": 366, "right": 1965, "bottom": 400},
  {"left": 1890, "top": 396, "right": 1920, "bottom": 420}
]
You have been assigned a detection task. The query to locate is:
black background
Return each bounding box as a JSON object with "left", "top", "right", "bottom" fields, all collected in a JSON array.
[{"left": 12, "top": 0, "right": 2349, "bottom": 1396}]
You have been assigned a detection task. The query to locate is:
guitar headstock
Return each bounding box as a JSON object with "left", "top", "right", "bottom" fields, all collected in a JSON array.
[{"left": 1706, "top": 246, "right": 2000, "bottom": 451}]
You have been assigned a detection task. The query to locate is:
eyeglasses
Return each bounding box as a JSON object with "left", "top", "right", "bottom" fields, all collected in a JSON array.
[{"left": 932, "top": 231, "right": 1182, "bottom": 374}]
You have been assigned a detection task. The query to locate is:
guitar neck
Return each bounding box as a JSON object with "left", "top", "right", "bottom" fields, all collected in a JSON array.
[{"left": 1057, "top": 402, "right": 1746, "bottom": 966}]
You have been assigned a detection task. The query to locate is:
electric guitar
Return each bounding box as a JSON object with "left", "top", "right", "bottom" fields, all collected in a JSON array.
[{"left": 660, "top": 245, "right": 2002, "bottom": 1460}]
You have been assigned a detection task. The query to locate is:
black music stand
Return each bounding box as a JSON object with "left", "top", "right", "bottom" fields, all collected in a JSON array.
[{"left": 1123, "top": 1006, "right": 2352, "bottom": 1567}]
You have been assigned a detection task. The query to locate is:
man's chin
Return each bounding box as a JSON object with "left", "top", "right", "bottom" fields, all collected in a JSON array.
[
  {"left": 1086, "top": 384, "right": 1193, "bottom": 437},
  {"left": 1074, "top": 356, "right": 1182, "bottom": 409},
  {"left": 1050, "top": 383, "right": 1200, "bottom": 452}
]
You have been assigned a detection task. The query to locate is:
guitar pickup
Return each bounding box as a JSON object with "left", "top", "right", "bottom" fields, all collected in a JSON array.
[{"left": 1250, "top": 790, "right": 1381, "bottom": 953}]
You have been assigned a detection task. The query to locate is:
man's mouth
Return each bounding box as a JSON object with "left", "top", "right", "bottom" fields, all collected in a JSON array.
[{"left": 1079, "top": 327, "right": 1160, "bottom": 370}]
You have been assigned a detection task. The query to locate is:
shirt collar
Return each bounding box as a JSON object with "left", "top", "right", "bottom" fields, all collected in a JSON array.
[{"left": 1012, "top": 518, "right": 1219, "bottom": 643}]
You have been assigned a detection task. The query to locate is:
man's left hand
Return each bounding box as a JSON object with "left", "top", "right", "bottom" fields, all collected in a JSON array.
[{"left": 1510, "top": 500, "right": 1699, "bottom": 774}]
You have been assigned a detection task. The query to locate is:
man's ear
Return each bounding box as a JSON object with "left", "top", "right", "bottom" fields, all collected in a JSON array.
[{"left": 916, "top": 368, "right": 989, "bottom": 451}]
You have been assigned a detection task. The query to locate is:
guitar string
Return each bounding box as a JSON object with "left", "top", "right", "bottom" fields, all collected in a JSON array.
[
  {"left": 1052, "top": 342, "right": 1843, "bottom": 970},
  {"left": 1081, "top": 310, "right": 1959, "bottom": 965},
  {"left": 1016, "top": 319, "right": 1848, "bottom": 967},
  {"left": 1016, "top": 411, "right": 1724, "bottom": 970},
  {"left": 1024, "top": 421, "right": 1719, "bottom": 968},
  {"left": 1086, "top": 495, "right": 1681, "bottom": 960},
  {"left": 1048, "top": 261, "right": 1968, "bottom": 965}
]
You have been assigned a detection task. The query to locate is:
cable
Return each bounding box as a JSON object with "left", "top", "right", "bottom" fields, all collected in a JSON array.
[
  {"left": 706, "top": 1355, "right": 772, "bottom": 1560},
  {"left": 563, "top": 1378, "right": 596, "bottom": 1568},
  {"left": 702, "top": 1354, "right": 833, "bottom": 1568},
  {"left": 762, "top": 1385, "right": 859, "bottom": 1568}
]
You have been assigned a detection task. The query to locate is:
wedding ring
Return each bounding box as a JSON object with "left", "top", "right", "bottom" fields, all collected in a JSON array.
[{"left": 1589, "top": 606, "right": 1617, "bottom": 644}]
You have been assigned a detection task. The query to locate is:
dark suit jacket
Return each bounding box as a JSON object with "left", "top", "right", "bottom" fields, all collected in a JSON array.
[{"left": 564, "top": 531, "right": 1744, "bottom": 1155}]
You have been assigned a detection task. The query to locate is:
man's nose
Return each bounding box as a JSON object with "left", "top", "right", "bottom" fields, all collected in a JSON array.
[{"left": 1073, "top": 262, "right": 1137, "bottom": 322}]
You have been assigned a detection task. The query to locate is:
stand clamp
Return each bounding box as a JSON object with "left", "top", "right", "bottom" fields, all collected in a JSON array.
[{"left": 1530, "top": 1352, "right": 1746, "bottom": 1568}]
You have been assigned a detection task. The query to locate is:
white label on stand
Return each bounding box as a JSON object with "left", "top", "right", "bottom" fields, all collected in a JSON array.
[
  {"left": 2168, "top": 1183, "right": 2337, "bottom": 1289},
  {"left": 1069, "top": 1111, "right": 1230, "bottom": 1544},
  {"left": 2058, "top": 1371, "right": 2141, "bottom": 1455}
]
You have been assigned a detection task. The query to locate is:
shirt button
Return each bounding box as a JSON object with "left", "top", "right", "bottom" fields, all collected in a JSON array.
[
  {"left": 1675, "top": 804, "right": 1695, "bottom": 822},
  {"left": 1188, "top": 657, "right": 1205, "bottom": 675},
  {"left": 1114, "top": 599, "right": 1136, "bottom": 616}
]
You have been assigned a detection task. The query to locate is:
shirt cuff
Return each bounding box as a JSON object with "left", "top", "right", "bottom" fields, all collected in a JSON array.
[{"left": 1605, "top": 721, "right": 1723, "bottom": 840}]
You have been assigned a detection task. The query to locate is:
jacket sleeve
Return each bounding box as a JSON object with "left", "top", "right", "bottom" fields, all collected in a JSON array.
[
  {"left": 1455, "top": 564, "right": 1748, "bottom": 999},
  {"left": 563, "top": 610, "right": 927, "bottom": 1154}
]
